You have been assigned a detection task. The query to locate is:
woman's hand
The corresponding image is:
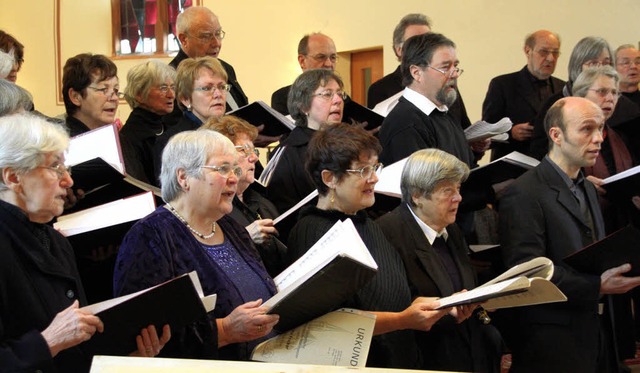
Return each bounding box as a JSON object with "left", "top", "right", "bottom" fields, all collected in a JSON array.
[
  {"left": 217, "top": 299, "right": 279, "bottom": 347},
  {"left": 245, "top": 219, "right": 278, "bottom": 245},
  {"left": 586, "top": 175, "right": 606, "bottom": 195},
  {"left": 129, "top": 324, "right": 171, "bottom": 357},
  {"left": 41, "top": 300, "right": 104, "bottom": 357},
  {"left": 399, "top": 299, "right": 449, "bottom": 332}
]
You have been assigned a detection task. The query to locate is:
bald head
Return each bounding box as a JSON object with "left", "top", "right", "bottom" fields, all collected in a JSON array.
[
  {"left": 545, "top": 97, "right": 604, "bottom": 175},
  {"left": 525, "top": 30, "right": 561, "bottom": 80},
  {"left": 297, "top": 33, "right": 337, "bottom": 71}
]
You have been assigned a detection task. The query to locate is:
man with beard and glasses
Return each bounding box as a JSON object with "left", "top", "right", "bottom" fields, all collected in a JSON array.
[
  {"left": 378, "top": 33, "right": 491, "bottom": 231},
  {"left": 379, "top": 32, "right": 476, "bottom": 170},
  {"left": 380, "top": 33, "right": 475, "bottom": 167}
]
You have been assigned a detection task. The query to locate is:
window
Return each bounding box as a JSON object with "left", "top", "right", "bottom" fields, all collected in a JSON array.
[{"left": 111, "top": 0, "right": 201, "bottom": 56}]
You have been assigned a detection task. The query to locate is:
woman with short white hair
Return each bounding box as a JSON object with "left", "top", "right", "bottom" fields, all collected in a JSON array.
[{"left": 0, "top": 113, "right": 169, "bottom": 372}]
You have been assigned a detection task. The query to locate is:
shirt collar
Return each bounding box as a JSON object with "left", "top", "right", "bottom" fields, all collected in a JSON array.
[
  {"left": 545, "top": 154, "right": 585, "bottom": 189},
  {"left": 406, "top": 203, "right": 449, "bottom": 245},
  {"left": 402, "top": 87, "right": 449, "bottom": 116}
]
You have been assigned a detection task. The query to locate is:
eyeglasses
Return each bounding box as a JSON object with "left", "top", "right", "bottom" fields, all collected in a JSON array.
[
  {"left": 201, "top": 164, "right": 242, "bottom": 178},
  {"left": 428, "top": 65, "right": 464, "bottom": 78},
  {"left": 583, "top": 59, "right": 612, "bottom": 68},
  {"left": 189, "top": 30, "right": 226, "bottom": 42},
  {"left": 308, "top": 53, "right": 338, "bottom": 63},
  {"left": 346, "top": 162, "right": 383, "bottom": 180},
  {"left": 617, "top": 58, "right": 640, "bottom": 68},
  {"left": 313, "top": 90, "right": 347, "bottom": 101},
  {"left": 588, "top": 88, "right": 621, "bottom": 98},
  {"left": 156, "top": 84, "right": 176, "bottom": 94},
  {"left": 193, "top": 84, "right": 231, "bottom": 95},
  {"left": 535, "top": 49, "right": 561, "bottom": 58},
  {"left": 39, "top": 163, "right": 72, "bottom": 179},
  {"left": 235, "top": 144, "right": 260, "bottom": 158},
  {"left": 87, "top": 86, "right": 124, "bottom": 99}
]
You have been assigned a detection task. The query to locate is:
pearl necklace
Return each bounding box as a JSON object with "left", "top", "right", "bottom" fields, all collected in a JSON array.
[{"left": 166, "top": 203, "right": 216, "bottom": 239}]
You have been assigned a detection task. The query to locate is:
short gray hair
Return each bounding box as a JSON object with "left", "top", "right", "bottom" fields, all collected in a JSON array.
[
  {"left": 176, "top": 6, "right": 217, "bottom": 36},
  {"left": 392, "top": 13, "right": 431, "bottom": 60},
  {"left": 400, "top": 148, "right": 469, "bottom": 207},
  {"left": 160, "top": 129, "right": 236, "bottom": 202},
  {"left": 0, "top": 113, "right": 69, "bottom": 192},
  {"left": 124, "top": 59, "right": 176, "bottom": 109},
  {"left": 615, "top": 44, "right": 637, "bottom": 61},
  {"left": 0, "top": 50, "right": 13, "bottom": 79},
  {"left": 573, "top": 65, "right": 619, "bottom": 98},
  {"left": 568, "top": 36, "right": 613, "bottom": 83},
  {"left": 0, "top": 80, "right": 32, "bottom": 116},
  {"left": 288, "top": 69, "right": 344, "bottom": 127}
]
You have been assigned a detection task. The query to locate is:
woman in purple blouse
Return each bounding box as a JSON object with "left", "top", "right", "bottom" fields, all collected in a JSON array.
[{"left": 114, "top": 129, "right": 279, "bottom": 361}]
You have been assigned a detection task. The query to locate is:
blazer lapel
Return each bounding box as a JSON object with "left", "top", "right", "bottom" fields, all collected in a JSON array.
[
  {"left": 399, "top": 206, "right": 455, "bottom": 296},
  {"left": 540, "top": 159, "right": 591, "bottom": 229},
  {"left": 585, "top": 180, "right": 606, "bottom": 240},
  {"left": 516, "top": 67, "right": 540, "bottom": 113}
]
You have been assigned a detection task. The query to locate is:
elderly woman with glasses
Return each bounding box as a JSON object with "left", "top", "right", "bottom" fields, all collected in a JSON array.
[
  {"left": 61, "top": 53, "right": 124, "bottom": 302},
  {"left": 114, "top": 129, "right": 279, "bottom": 361},
  {"left": 120, "top": 60, "right": 176, "bottom": 185},
  {"left": 202, "top": 116, "right": 286, "bottom": 277},
  {"left": 0, "top": 114, "right": 169, "bottom": 372},
  {"left": 288, "top": 123, "right": 448, "bottom": 369},
  {"left": 62, "top": 53, "right": 121, "bottom": 137},
  {"left": 377, "top": 148, "right": 503, "bottom": 372},
  {"left": 153, "top": 56, "right": 230, "bottom": 181},
  {"left": 266, "top": 69, "right": 346, "bottom": 242},
  {"left": 530, "top": 36, "right": 640, "bottom": 159}
]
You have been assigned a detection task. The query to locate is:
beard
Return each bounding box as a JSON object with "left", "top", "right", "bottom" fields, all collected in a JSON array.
[{"left": 436, "top": 84, "right": 458, "bottom": 107}]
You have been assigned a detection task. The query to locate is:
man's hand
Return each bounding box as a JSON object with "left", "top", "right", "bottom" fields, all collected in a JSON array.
[
  {"left": 254, "top": 124, "right": 282, "bottom": 147},
  {"left": 511, "top": 122, "right": 534, "bottom": 141},
  {"left": 600, "top": 263, "right": 640, "bottom": 295},
  {"left": 470, "top": 138, "right": 491, "bottom": 153}
]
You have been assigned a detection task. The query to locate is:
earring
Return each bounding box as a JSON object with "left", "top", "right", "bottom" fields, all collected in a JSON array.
[{"left": 330, "top": 189, "right": 336, "bottom": 209}]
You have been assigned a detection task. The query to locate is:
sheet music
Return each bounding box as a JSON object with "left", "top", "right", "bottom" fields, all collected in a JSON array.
[
  {"left": 273, "top": 189, "right": 318, "bottom": 225},
  {"left": 372, "top": 91, "right": 403, "bottom": 116},
  {"left": 65, "top": 123, "right": 124, "bottom": 174}
]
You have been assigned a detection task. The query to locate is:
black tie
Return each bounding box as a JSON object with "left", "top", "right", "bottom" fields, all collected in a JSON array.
[{"left": 432, "top": 236, "right": 463, "bottom": 292}]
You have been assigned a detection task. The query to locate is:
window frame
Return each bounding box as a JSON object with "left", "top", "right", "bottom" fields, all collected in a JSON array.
[{"left": 110, "top": 0, "right": 202, "bottom": 59}]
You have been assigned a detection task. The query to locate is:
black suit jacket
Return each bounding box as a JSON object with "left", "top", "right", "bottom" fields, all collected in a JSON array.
[
  {"left": 482, "top": 66, "right": 564, "bottom": 159},
  {"left": 271, "top": 85, "right": 291, "bottom": 115},
  {"left": 499, "top": 157, "right": 605, "bottom": 372},
  {"left": 377, "top": 204, "right": 498, "bottom": 372}
]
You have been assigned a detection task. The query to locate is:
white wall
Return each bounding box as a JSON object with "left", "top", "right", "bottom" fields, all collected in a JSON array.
[{"left": 2, "top": 0, "right": 639, "bottom": 123}]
